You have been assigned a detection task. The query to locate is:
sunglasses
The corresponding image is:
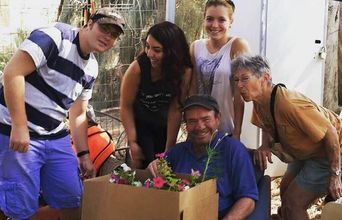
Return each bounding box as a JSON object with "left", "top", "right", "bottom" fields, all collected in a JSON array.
[{"left": 97, "top": 23, "right": 121, "bottom": 39}]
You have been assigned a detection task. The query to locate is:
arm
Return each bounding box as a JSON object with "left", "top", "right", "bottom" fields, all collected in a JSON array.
[
  {"left": 230, "top": 38, "right": 251, "bottom": 59},
  {"left": 323, "top": 125, "right": 342, "bottom": 200},
  {"left": 222, "top": 197, "right": 255, "bottom": 220},
  {"left": 232, "top": 88, "right": 244, "bottom": 139},
  {"left": 147, "top": 159, "right": 159, "bottom": 177},
  {"left": 230, "top": 38, "right": 250, "bottom": 139},
  {"left": 165, "top": 98, "right": 182, "bottom": 151},
  {"left": 3, "top": 50, "right": 36, "bottom": 152},
  {"left": 254, "top": 130, "right": 274, "bottom": 170},
  {"left": 189, "top": 42, "right": 198, "bottom": 95},
  {"left": 225, "top": 141, "right": 258, "bottom": 219},
  {"left": 165, "top": 68, "right": 192, "bottom": 151},
  {"left": 69, "top": 98, "right": 95, "bottom": 178},
  {"left": 119, "top": 61, "right": 144, "bottom": 168}
]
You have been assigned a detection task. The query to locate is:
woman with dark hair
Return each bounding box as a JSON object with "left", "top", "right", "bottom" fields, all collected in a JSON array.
[{"left": 120, "top": 21, "right": 193, "bottom": 168}]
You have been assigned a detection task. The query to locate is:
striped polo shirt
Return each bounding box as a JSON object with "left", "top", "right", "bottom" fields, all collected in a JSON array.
[{"left": 0, "top": 22, "right": 98, "bottom": 138}]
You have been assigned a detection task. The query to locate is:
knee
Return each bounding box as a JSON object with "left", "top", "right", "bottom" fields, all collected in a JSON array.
[
  {"left": 281, "top": 192, "right": 307, "bottom": 211},
  {"left": 0, "top": 181, "right": 38, "bottom": 219}
]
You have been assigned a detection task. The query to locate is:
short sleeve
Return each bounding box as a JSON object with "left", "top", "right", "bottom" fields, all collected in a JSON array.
[
  {"left": 228, "top": 140, "right": 259, "bottom": 201},
  {"left": 19, "top": 27, "right": 62, "bottom": 69},
  {"left": 283, "top": 101, "right": 330, "bottom": 143}
]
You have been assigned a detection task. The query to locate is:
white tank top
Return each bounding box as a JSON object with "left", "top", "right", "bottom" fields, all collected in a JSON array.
[{"left": 193, "top": 38, "right": 236, "bottom": 134}]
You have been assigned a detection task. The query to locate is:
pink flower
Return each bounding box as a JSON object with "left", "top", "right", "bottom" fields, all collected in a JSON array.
[
  {"left": 177, "top": 184, "right": 185, "bottom": 191},
  {"left": 110, "top": 174, "right": 120, "bottom": 183},
  {"left": 144, "top": 179, "right": 152, "bottom": 188},
  {"left": 153, "top": 176, "right": 165, "bottom": 188},
  {"left": 155, "top": 152, "right": 165, "bottom": 158},
  {"left": 191, "top": 169, "right": 201, "bottom": 177},
  {"left": 181, "top": 179, "right": 190, "bottom": 185},
  {"left": 118, "top": 179, "right": 128, "bottom": 185}
]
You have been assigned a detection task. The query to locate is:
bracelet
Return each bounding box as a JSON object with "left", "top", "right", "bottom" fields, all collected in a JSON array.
[{"left": 77, "top": 150, "right": 90, "bottom": 158}]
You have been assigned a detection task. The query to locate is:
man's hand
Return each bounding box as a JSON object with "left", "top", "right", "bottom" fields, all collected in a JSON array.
[
  {"left": 129, "top": 141, "right": 145, "bottom": 169},
  {"left": 10, "top": 125, "right": 30, "bottom": 152},
  {"left": 254, "top": 145, "right": 273, "bottom": 170},
  {"left": 79, "top": 155, "right": 96, "bottom": 179},
  {"left": 147, "top": 159, "right": 159, "bottom": 177},
  {"left": 329, "top": 175, "right": 342, "bottom": 200}
]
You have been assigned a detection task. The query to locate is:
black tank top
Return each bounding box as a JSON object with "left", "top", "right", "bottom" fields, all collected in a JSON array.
[{"left": 133, "top": 53, "right": 174, "bottom": 126}]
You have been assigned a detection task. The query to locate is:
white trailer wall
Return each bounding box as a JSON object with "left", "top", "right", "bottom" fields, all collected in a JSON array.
[{"left": 231, "top": 0, "right": 328, "bottom": 176}]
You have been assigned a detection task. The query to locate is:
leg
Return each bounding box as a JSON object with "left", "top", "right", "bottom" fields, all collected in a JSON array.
[
  {"left": 274, "top": 161, "right": 303, "bottom": 218},
  {"left": 281, "top": 158, "right": 331, "bottom": 220},
  {"left": 0, "top": 134, "right": 43, "bottom": 219},
  {"left": 153, "top": 124, "right": 167, "bottom": 154},
  {"left": 280, "top": 161, "right": 303, "bottom": 198},
  {"left": 281, "top": 180, "right": 322, "bottom": 220},
  {"left": 30, "top": 206, "right": 60, "bottom": 220},
  {"left": 135, "top": 120, "right": 156, "bottom": 168},
  {"left": 40, "top": 135, "right": 82, "bottom": 220},
  {"left": 60, "top": 208, "right": 80, "bottom": 220}
]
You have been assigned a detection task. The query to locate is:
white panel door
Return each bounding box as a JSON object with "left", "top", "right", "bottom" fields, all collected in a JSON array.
[
  {"left": 266, "top": 0, "right": 327, "bottom": 104},
  {"left": 265, "top": 0, "right": 327, "bottom": 176},
  {"left": 230, "top": 0, "right": 262, "bottom": 149},
  {"left": 230, "top": 0, "right": 262, "bottom": 55},
  {"left": 230, "top": 0, "right": 327, "bottom": 177}
]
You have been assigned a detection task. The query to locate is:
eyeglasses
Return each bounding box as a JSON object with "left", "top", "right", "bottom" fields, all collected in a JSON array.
[
  {"left": 97, "top": 23, "right": 121, "bottom": 40},
  {"left": 233, "top": 75, "right": 253, "bottom": 85}
]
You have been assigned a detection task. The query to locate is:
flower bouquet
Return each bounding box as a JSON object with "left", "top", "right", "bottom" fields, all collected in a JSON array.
[
  {"left": 109, "top": 153, "right": 201, "bottom": 192},
  {"left": 81, "top": 132, "right": 228, "bottom": 220}
]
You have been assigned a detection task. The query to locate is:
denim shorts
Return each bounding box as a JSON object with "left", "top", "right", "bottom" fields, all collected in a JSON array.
[
  {"left": 287, "top": 157, "right": 341, "bottom": 194},
  {"left": 0, "top": 133, "right": 82, "bottom": 219}
]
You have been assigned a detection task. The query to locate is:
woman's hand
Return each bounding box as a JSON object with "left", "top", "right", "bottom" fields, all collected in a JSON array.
[
  {"left": 147, "top": 159, "right": 159, "bottom": 177},
  {"left": 253, "top": 145, "right": 273, "bottom": 170},
  {"left": 129, "top": 141, "right": 145, "bottom": 169}
]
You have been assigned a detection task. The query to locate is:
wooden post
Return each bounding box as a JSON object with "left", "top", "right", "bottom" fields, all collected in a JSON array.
[
  {"left": 339, "top": 2, "right": 342, "bottom": 106},
  {"left": 324, "top": 0, "right": 340, "bottom": 113}
]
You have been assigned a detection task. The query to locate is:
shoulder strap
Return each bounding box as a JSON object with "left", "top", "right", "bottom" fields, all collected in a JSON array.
[
  {"left": 137, "top": 53, "right": 151, "bottom": 83},
  {"left": 270, "top": 83, "right": 286, "bottom": 142}
]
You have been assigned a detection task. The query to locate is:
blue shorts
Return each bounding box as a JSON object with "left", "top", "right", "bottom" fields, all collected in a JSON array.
[
  {"left": 0, "top": 133, "right": 82, "bottom": 219},
  {"left": 287, "top": 157, "right": 341, "bottom": 194}
]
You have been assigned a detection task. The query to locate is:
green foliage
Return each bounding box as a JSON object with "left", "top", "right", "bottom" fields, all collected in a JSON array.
[
  {"left": 0, "top": 48, "right": 12, "bottom": 72},
  {"left": 155, "top": 155, "right": 199, "bottom": 191},
  {"left": 0, "top": 29, "right": 28, "bottom": 71},
  {"left": 175, "top": 0, "right": 206, "bottom": 43},
  {"left": 110, "top": 156, "right": 201, "bottom": 192},
  {"left": 15, "top": 29, "right": 29, "bottom": 46},
  {"left": 201, "top": 131, "right": 229, "bottom": 182}
]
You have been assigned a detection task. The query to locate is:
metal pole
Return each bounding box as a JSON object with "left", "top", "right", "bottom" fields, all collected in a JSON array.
[
  {"left": 165, "top": 0, "right": 176, "bottom": 22},
  {"left": 260, "top": 0, "right": 268, "bottom": 56}
]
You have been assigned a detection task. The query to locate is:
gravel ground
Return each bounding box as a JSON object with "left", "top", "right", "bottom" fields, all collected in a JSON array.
[{"left": 271, "top": 177, "right": 324, "bottom": 219}]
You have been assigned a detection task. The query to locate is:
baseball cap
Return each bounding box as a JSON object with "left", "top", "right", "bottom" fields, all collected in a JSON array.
[
  {"left": 90, "top": 7, "right": 125, "bottom": 34},
  {"left": 182, "top": 95, "right": 220, "bottom": 112}
]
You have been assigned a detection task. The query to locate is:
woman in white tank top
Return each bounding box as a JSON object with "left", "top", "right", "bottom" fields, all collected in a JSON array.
[{"left": 190, "top": 0, "right": 250, "bottom": 138}]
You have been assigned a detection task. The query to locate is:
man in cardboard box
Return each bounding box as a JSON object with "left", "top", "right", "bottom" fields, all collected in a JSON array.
[{"left": 148, "top": 94, "right": 259, "bottom": 219}]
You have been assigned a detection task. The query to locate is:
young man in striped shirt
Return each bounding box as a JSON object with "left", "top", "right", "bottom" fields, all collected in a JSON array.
[{"left": 0, "top": 7, "right": 124, "bottom": 220}]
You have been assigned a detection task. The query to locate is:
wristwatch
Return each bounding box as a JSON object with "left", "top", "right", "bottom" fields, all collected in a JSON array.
[{"left": 331, "top": 169, "right": 342, "bottom": 176}]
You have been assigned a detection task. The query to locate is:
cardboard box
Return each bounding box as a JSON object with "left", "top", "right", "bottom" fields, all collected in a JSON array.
[
  {"left": 82, "top": 170, "right": 218, "bottom": 220},
  {"left": 321, "top": 202, "right": 342, "bottom": 220}
]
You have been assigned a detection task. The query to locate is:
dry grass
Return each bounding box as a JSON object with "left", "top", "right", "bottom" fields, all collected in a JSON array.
[{"left": 271, "top": 177, "right": 325, "bottom": 219}]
